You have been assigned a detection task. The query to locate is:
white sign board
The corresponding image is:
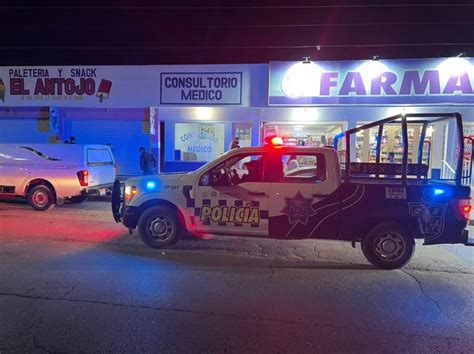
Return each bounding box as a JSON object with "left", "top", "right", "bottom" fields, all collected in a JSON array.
[
  {"left": 0, "top": 66, "right": 159, "bottom": 108},
  {"left": 160, "top": 72, "right": 242, "bottom": 105},
  {"left": 385, "top": 187, "right": 407, "bottom": 200}
]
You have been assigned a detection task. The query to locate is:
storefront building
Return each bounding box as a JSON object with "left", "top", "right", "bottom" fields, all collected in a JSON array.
[{"left": 0, "top": 58, "right": 473, "bottom": 181}]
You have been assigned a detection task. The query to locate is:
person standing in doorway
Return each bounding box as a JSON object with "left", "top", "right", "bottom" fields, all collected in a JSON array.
[
  {"left": 139, "top": 147, "right": 156, "bottom": 175},
  {"left": 388, "top": 152, "right": 396, "bottom": 163},
  {"left": 230, "top": 136, "right": 240, "bottom": 150},
  {"left": 386, "top": 151, "right": 397, "bottom": 178}
]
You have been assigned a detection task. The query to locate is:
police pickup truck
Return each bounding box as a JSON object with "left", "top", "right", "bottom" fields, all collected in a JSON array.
[{"left": 112, "top": 113, "right": 472, "bottom": 269}]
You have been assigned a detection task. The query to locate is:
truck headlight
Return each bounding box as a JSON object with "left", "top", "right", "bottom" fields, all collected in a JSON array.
[{"left": 124, "top": 185, "right": 138, "bottom": 203}]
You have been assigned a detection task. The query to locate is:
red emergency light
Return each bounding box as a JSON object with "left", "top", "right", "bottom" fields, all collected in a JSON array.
[{"left": 264, "top": 135, "right": 284, "bottom": 147}]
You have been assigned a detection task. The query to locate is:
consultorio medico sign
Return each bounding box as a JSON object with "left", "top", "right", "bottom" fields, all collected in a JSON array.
[
  {"left": 268, "top": 58, "right": 474, "bottom": 105},
  {"left": 160, "top": 72, "right": 242, "bottom": 105}
]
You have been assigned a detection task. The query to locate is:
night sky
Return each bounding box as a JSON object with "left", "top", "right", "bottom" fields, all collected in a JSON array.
[{"left": 2, "top": 0, "right": 474, "bottom": 65}]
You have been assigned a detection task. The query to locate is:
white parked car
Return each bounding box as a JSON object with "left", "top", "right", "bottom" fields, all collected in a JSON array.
[{"left": 0, "top": 144, "right": 116, "bottom": 211}]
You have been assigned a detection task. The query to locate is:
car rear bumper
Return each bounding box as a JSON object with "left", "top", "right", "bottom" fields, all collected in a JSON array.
[
  {"left": 423, "top": 225, "right": 472, "bottom": 246},
  {"left": 462, "top": 228, "right": 474, "bottom": 246},
  {"left": 86, "top": 182, "right": 114, "bottom": 193}
]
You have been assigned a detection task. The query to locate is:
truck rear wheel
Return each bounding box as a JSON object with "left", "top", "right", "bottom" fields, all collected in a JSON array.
[
  {"left": 28, "top": 185, "right": 55, "bottom": 211},
  {"left": 362, "top": 222, "right": 414, "bottom": 270},
  {"left": 138, "top": 206, "right": 180, "bottom": 248}
]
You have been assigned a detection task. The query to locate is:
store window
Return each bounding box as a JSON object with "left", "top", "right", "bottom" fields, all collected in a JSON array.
[
  {"left": 174, "top": 122, "right": 225, "bottom": 162},
  {"left": 262, "top": 123, "right": 343, "bottom": 147},
  {"left": 355, "top": 123, "right": 437, "bottom": 165},
  {"left": 464, "top": 124, "right": 474, "bottom": 184},
  {"left": 232, "top": 122, "right": 252, "bottom": 148},
  {"left": 355, "top": 125, "right": 380, "bottom": 163}
]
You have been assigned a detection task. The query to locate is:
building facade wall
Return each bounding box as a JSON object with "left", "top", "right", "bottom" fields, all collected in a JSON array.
[{"left": 0, "top": 59, "right": 473, "bottom": 179}]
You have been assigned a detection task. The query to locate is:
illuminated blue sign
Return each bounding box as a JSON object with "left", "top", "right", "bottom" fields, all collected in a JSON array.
[{"left": 269, "top": 58, "right": 474, "bottom": 105}]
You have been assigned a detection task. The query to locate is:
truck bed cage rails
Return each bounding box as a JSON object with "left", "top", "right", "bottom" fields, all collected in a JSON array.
[{"left": 333, "top": 112, "right": 466, "bottom": 186}]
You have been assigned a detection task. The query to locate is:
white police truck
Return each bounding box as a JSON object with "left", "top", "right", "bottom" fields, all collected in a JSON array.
[{"left": 112, "top": 113, "right": 472, "bottom": 269}]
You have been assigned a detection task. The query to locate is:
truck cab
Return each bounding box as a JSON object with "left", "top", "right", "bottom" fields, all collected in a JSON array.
[
  {"left": 115, "top": 144, "right": 340, "bottom": 234},
  {"left": 113, "top": 112, "right": 472, "bottom": 270}
]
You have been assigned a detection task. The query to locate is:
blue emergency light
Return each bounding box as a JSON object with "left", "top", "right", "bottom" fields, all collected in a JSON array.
[
  {"left": 146, "top": 181, "right": 157, "bottom": 190},
  {"left": 433, "top": 188, "right": 445, "bottom": 196}
]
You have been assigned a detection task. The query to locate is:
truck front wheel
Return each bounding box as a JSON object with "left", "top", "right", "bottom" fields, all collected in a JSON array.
[
  {"left": 138, "top": 206, "right": 180, "bottom": 248},
  {"left": 362, "top": 222, "right": 414, "bottom": 270}
]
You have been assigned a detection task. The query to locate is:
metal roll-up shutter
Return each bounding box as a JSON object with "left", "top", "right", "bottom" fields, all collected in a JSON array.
[
  {"left": 0, "top": 118, "right": 50, "bottom": 143},
  {"left": 64, "top": 119, "right": 150, "bottom": 177}
]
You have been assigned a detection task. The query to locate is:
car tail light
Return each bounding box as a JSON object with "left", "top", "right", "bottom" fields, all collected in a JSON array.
[
  {"left": 457, "top": 198, "right": 471, "bottom": 221},
  {"left": 77, "top": 170, "right": 89, "bottom": 187}
]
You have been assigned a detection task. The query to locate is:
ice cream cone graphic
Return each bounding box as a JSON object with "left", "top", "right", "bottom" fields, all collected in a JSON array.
[
  {"left": 0, "top": 79, "right": 5, "bottom": 102},
  {"left": 96, "top": 79, "right": 112, "bottom": 103}
]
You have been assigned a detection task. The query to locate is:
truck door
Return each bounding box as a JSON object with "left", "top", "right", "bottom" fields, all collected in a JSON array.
[
  {"left": 194, "top": 152, "right": 270, "bottom": 236},
  {"left": 268, "top": 151, "right": 340, "bottom": 239}
]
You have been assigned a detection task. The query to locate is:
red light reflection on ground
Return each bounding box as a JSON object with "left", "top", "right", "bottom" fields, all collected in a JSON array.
[
  {"left": 0, "top": 217, "right": 125, "bottom": 243},
  {"left": 179, "top": 208, "right": 213, "bottom": 240}
]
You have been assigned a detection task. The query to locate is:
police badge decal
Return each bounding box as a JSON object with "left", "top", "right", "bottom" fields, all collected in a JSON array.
[
  {"left": 408, "top": 201, "right": 447, "bottom": 242},
  {"left": 281, "top": 191, "right": 315, "bottom": 225}
]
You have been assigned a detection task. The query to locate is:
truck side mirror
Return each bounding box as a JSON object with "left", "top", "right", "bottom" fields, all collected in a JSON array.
[{"left": 199, "top": 173, "right": 210, "bottom": 186}]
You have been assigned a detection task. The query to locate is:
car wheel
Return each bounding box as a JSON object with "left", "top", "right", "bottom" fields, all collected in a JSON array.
[
  {"left": 361, "top": 222, "right": 414, "bottom": 270},
  {"left": 138, "top": 206, "right": 180, "bottom": 248},
  {"left": 28, "top": 185, "right": 55, "bottom": 211},
  {"left": 70, "top": 195, "right": 88, "bottom": 203}
]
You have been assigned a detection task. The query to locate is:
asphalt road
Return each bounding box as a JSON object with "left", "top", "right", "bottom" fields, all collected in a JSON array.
[{"left": 0, "top": 200, "right": 473, "bottom": 353}]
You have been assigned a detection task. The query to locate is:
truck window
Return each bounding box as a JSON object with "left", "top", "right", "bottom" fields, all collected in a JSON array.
[
  {"left": 275, "top": 153, "right": 326, "bottom": 183},
  {"left": 87, "top": 148, "right": 114, "bottom": 167},
  {"left": 199, "top": 153, "right": 264, "bottom": 186}
]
